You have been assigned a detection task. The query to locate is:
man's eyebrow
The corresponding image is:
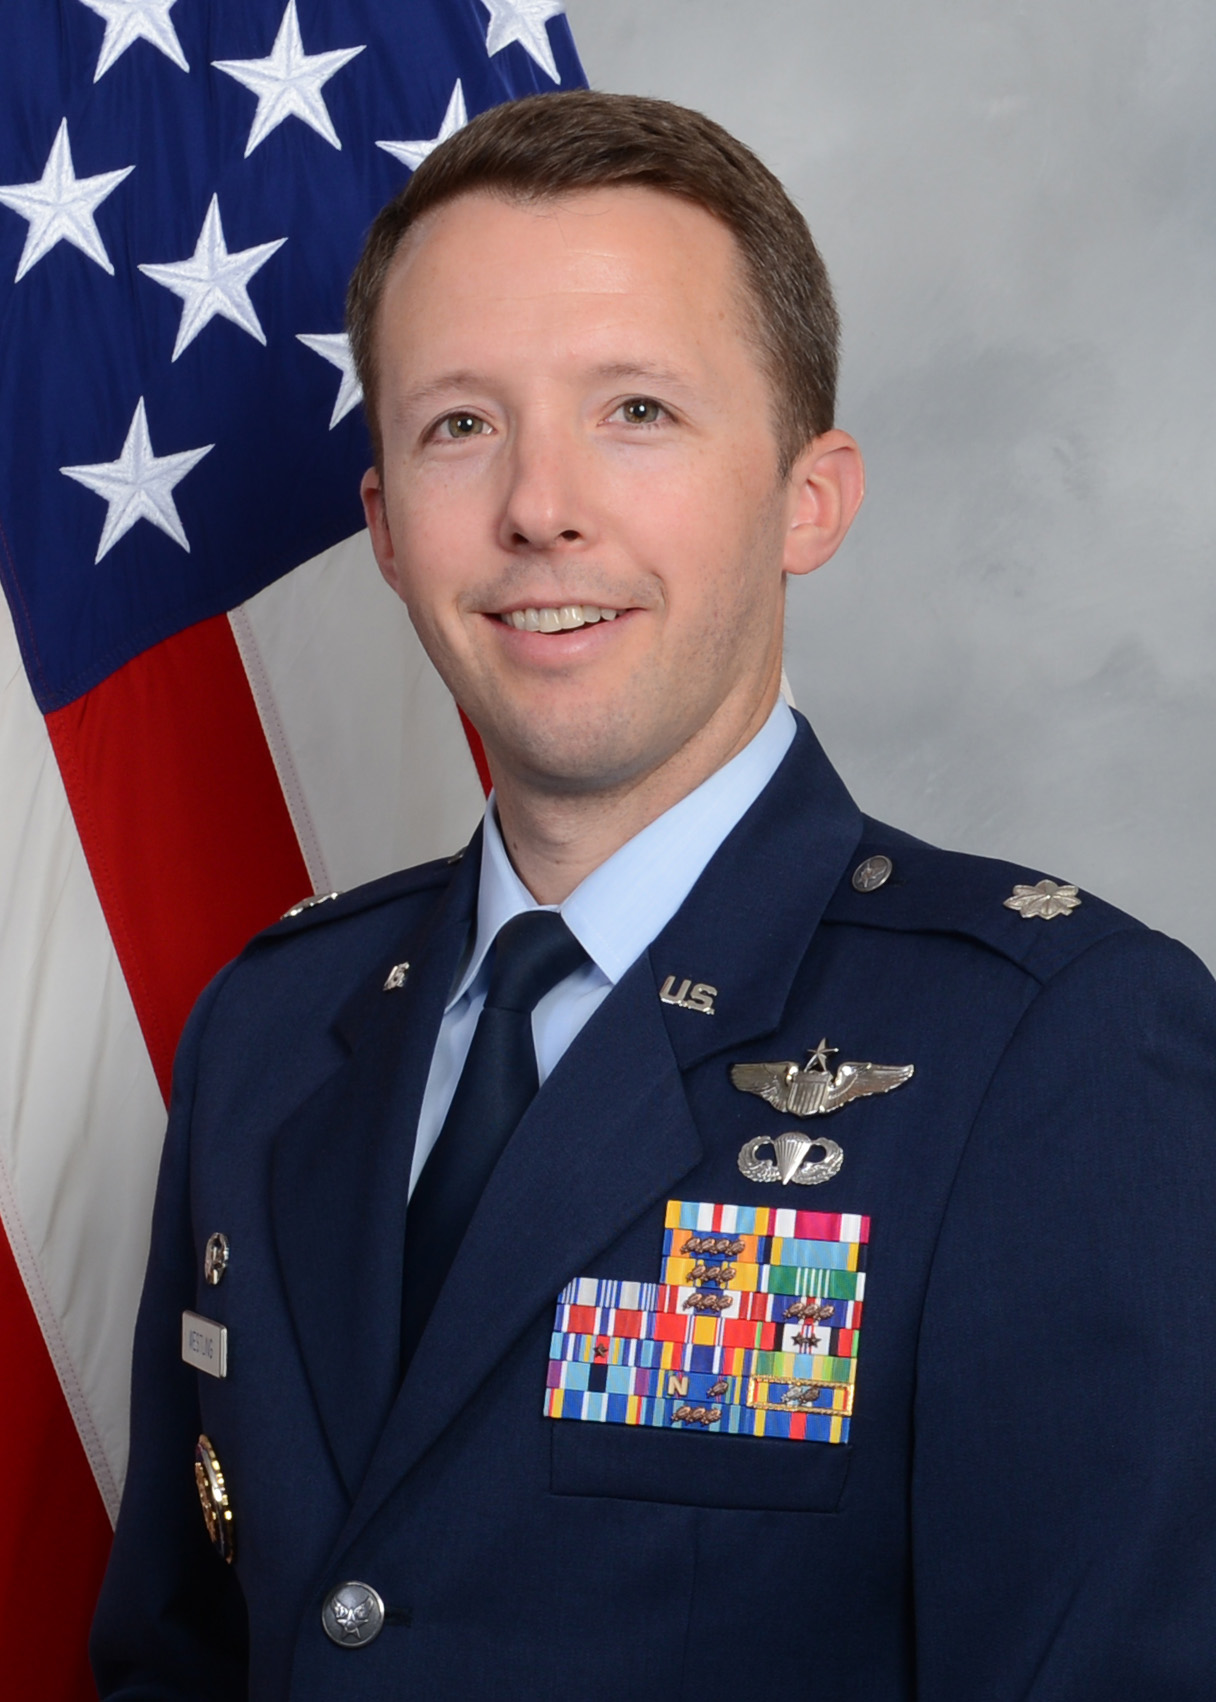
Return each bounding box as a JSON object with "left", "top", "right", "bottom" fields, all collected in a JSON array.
[
  {"left": 590, "top": 361, "right": 691, "bottom": 389},
  {"left": 396, "top": 361, "right": 695, "bottom": 414},
  {"left": 394, "top": 372, "right": 489, "bottom": 413}
]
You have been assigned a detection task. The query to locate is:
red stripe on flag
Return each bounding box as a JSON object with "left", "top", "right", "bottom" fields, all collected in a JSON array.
[
  {"left": 458, "top": 705, "right": 492, "bottom": 797},
  {"left": 46, "top": 614, "right": 312, "bottom": 1099},
  {"left": 0, "top": 1226, "right": 110, "bottom": 1699}
]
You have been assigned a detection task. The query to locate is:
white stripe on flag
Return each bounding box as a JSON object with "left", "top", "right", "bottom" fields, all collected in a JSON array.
[
  {"left": 2, "top": 535, "right": 483, "bottom": 1516},
  {"left": 0, "top": 597, "right": 165, "bottom": 1518},
  {"left": 231, "top": 529, "right": 485, "bottom": 893}
]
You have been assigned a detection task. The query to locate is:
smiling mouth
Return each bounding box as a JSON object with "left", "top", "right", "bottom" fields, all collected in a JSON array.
[{"left": 497, "top": 605, "right": 621, "bottom": 632}]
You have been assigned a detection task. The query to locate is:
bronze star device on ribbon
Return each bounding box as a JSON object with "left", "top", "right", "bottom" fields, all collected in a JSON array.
[{"left": 731, "top": 1040, "right": 914, "bottom": 1185}]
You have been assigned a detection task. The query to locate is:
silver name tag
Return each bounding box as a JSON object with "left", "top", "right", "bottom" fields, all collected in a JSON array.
[{"left": 182, "top": 1311, "right": 228, "bottom": 1379}]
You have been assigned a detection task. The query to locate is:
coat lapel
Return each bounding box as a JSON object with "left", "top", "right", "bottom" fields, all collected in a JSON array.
[
  {"left": 336, "top": 957, "right": 703, "bottom": 1548},
  {"left": 332, "top": 716, "right": 864, "bottom": 1547},
  {"left": 651, "top": 715, "right": 864, "bottom": 1072},
  {"left": 269, "top": 847, "right": 479, "bottom": 1498}
]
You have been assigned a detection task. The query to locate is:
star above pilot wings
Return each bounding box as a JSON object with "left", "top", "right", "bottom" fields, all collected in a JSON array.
[{"left": 212, "top": 0, "right": 365, "bottom": 157}]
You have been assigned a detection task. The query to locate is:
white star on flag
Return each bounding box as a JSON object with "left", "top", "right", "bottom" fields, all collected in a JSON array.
[
  {"left": 212, "top": 0, "right": 365, "bottom": 158},
  {"left": 296, "top": 332, "right": 363, "bottom": 428},
  {"left": 377, "top": 80, "right": 468, "bottom": 172},
  {"left": 480, "top": 0, "right": 564, "bottom": 83},
  {"left": 138, "top": 194, "right": 286, "bottom": 360},
  {"left": 0, "top": 118, "right": 133, "bottom": 282},
  {"left": 60, "top": 396, "right": 213, "bottom": 562},
  {"left": 77, "top": 0, "right": 190, "bottom": 82}
]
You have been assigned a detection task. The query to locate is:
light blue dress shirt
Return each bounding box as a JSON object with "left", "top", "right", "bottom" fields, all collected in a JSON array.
[{"left": 408, "top": 698, "right": 796, "bottom": 1194}]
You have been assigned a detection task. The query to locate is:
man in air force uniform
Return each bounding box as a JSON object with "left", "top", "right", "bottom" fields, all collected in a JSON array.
[{"left": 93, "top": 92, "right": 1216, "bottom": 1700}]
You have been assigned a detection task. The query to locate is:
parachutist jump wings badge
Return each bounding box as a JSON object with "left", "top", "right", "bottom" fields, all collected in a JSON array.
[{"left": 732, "top": 1041, "right": 914, "bottom": 1187}]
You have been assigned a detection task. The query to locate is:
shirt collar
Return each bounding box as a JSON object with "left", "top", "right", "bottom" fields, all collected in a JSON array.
[{"left": 448, "top": 699, "right": 796, "bottom": 1009}]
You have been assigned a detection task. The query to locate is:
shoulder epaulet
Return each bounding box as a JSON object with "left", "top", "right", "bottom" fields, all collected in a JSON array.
[
  {"left": 248, "top": 847, "right": 469, "bottom": 947},
  {"left": 822, "top": 817, "right": 1144, "bottom": 984}
]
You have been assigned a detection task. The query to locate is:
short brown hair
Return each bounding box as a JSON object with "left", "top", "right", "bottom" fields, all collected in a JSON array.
[{"left": 347, "top": 89, "right": 839, "bottom": 474}]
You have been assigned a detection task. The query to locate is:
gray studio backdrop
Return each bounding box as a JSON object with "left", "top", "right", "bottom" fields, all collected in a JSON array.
[{"left": 564, "top": 0, "right": 1216, "bottom": 968}]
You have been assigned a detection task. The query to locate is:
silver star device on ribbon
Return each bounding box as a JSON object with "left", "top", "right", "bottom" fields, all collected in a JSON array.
[{"left": 732, "top": 1040, "right": 914, "bottom": 1186}]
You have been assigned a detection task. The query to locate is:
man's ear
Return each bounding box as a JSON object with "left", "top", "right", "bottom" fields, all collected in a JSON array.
[
  {"left": 782, "top": 430, "right": 865, "bottom": 578},
  {"left": 361, "top": 466, "right": 403, "bottom": 596}
]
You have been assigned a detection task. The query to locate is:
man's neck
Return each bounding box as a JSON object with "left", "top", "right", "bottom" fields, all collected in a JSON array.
[{"left": 489, "top": 691, "right": 782, "bottom": 905}]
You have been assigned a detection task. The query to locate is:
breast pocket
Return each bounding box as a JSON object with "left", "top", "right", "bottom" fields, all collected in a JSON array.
[{"left": 549, "top": 1418, "right": 852, "bottom": 1512}]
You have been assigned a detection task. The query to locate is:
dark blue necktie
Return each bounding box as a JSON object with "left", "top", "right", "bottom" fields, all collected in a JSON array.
[{"left": 400, "top": 909, "right": 588, "bottom": 1374}]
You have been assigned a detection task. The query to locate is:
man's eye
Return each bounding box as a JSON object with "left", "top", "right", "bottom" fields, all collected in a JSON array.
[
  {"left": 441, "top": 413, "right": 487, "bottom": 438},
  {"left": 618, "top": 397, "right": 664, "bottom": 425}
]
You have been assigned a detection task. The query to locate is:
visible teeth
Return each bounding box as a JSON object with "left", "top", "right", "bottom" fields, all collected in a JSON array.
[{"left": 502, "top": 605, "right": 620, "bottom": 630}]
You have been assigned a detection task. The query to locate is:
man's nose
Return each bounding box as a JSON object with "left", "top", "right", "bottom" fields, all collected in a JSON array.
[{"left": 498, "top": 418, "right": 590, "bottom": 553}]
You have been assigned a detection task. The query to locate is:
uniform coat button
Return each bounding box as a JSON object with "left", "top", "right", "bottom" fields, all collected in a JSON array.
[
  {"left": 321, "top": 1581, "right": 386, "bottom": 1648},
  {"left": 851, "top": 854, "right": 894, "bottom": 893}
]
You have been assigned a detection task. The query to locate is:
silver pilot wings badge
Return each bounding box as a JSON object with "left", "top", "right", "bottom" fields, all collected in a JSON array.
[{"left": 730, "top": 1039, "right": 913, "bottom": 1118}]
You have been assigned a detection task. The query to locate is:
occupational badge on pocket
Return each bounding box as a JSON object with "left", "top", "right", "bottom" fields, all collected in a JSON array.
[{"left": 544, "top": 1201, "right": 869, "bottom": 1444}]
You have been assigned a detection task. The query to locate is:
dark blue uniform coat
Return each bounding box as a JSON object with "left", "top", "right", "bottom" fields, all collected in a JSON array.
[{"left": 93, "top": 718, "right": 1216, "bottom": 1699}]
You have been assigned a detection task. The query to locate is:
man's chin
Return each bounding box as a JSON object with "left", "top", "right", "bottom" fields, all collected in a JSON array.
[
  {"left": 475, "top": 710, "right": 678, "bottom": 803},
  {"left": 492, "top": 744, "right": 656, "bottom": 802}
]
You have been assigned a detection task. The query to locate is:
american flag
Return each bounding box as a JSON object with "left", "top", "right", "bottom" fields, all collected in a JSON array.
[{"left": 0, "top": 2, "right": 583, "bottom": 1691}]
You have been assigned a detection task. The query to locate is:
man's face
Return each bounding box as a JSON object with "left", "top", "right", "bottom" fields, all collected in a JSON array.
[{"left": 363, "top": 186, "right": 833, "bottom": 800}]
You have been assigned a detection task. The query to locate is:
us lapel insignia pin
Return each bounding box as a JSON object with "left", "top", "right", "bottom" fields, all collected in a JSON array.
[
  {"left": 382, "top": 961, "right": 410, "bottom": 991},
  {"left": 659, "top": 975, "right": 716, "bottom": 1015}
]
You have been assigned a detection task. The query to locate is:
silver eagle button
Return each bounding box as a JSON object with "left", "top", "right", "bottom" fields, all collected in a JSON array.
[
  {"left": 851, "top": 854, "right": 893, "bottom": 893},
  {"left": 322, "top": 1581, "right": 385, "bottom": 1648}
]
